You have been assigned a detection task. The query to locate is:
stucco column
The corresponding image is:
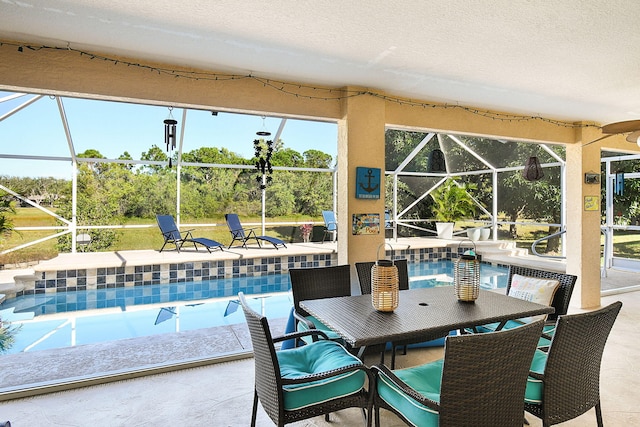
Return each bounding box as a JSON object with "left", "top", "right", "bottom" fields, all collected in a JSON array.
[
  {"left": 337, "top": 89, "right": 386, "bottom": 278},
  {"left": 565, "top": 125, "right": 602, "bottom": 309}
]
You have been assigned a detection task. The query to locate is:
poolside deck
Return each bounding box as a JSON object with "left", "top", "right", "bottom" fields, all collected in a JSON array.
[
  {"left": 0, "top": 237, "right": 569, "bottom": 298},
  {"left": 3, "top": 289, "right": 639, "bottom": 426}
]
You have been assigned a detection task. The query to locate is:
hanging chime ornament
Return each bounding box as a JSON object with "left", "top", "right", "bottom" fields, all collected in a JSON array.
[
  {"left": 523, "top": 156, "right": 544, "bottom": 181},
  {"left": 254, "top": 117, "right": 273, "bottom": 189},
  {"left": 164, "top": 107, "right": 177, "bottom": 168}
]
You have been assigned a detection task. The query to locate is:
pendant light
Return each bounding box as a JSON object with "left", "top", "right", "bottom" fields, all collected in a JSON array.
[{"left": 523, "top": 156, "right": 544, "bottom": 181}]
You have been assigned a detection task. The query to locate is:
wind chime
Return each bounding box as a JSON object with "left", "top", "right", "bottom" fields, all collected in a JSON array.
[
  {"left": 164, "top": 107, "right": 177, "bottom": 168},
  {"left": 254, "top": 118, "right": 273, "bottom": 189},
  {"left": 615, "top": 171, "right": 625, "bottom": 195}
]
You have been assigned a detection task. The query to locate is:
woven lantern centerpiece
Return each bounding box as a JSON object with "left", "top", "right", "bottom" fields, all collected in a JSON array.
[
  {"left": 454, "top": 241, "right": 480, "bottom": 302},
  {"left": 371, "top": 244, "right": 399, "bottom": 312}
]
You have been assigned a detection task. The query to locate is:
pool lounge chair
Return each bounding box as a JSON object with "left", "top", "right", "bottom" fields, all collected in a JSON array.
[
  {"left": 224, "top": 213, "right": 287, "bottom": 249},
  {"left": 322, "top": 210, "right": 337, "bottom": 242},
  {"left": 156, "top": 214, "right": 224, "bottom": 253}
]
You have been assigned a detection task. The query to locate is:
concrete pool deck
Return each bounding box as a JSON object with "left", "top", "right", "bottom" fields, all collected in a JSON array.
[
  {"left": 0, "top": 237, "right": 561, "bottom": 299},
  {"left": 1, "top": 290, "right": 639, "bottom": 426}
]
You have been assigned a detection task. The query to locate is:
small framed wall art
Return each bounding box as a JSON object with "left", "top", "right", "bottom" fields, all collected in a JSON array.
[
  {"left": 355, "top": 167, "right": 381, "bottom": 199},
  {"left": 352, "top": 213, "right": 380, "bottom": 235},
  {"left": 584, "top": 196, "right": 599, "bottom": 211}
]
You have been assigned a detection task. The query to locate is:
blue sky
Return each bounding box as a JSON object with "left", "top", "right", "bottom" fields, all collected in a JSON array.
[{"left": 0, "top": 91, "right": 338, "bottom": 178}]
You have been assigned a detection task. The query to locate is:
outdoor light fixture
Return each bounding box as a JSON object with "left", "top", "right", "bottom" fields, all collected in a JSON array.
[
  {"left": 371, "top": 244, "right": 399, "bottom": 312},
  {"left": 164, "top": 107, "right": 177, "bottom": 168},
  {"left": 427, "top": 148, "right": 447, "bottom": 173},
  {"left": 523, "top": 156, "right": 544, "bottom": 181},
  {"left": 454, "top": 241, "right": 480, "bottom": 302}
]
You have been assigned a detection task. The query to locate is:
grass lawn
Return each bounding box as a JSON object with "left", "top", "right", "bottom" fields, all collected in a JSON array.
[
  {"left": 0, "top": 209, "right": 320, "bottom": 266},
  {"left": 2, "top": 208, "right": 639, "bottom": 266}
]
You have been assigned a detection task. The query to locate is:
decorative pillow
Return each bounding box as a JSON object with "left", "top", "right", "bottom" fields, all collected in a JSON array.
[{"left": 508, "top": 274, "right": 560, "bottom": 321}]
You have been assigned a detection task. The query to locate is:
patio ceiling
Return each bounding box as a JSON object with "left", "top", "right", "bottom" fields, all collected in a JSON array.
[{"left": 0, "top": 1, "right": 639, "bottom": 126}]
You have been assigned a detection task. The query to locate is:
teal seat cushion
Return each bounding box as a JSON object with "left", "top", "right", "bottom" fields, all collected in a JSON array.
[
  {"left": 376, "top": 359, "right": 443, "bottom": 427},
  {"left": 473, "top": 321, "right": 555, "bottom": 348},
  {"left": 525, "top": 349, "right": 548, "bottom": 404},
  {"left": 297, "top": 315, "right": 343, "bottom": 343},
  {"left": 537, "top": 324, "right": 555, "bottom": 348},
  {"left": 277, "top": 339, "right": 366, "bottom": 411},
  {"left": 471, "top": 319, "right": 525, "bottom": 333}
]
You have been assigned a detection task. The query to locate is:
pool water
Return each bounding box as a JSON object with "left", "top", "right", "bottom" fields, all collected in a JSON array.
[{"left": 0, "top": 261, "right": 508, "bottom": 354}]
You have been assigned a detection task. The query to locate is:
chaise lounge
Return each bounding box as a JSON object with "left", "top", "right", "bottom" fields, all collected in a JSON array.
[
  {"left": 225, "top": 213, "right": 287, "bottom": 249},
  {"left": 156, "top": 214, "right": 224, "bottom": 253}
]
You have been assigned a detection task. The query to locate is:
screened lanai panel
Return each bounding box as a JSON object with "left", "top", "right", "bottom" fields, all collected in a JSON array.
[
  {"left": 277, "top": 119, "right": 337, "bottom": 165},
  {"left": 63, "top": 98, "right": 167, "bottom": 160},
  {"left": 0, "top": 93, "right": 72, "bottom": 160},
  {"left": 394, "top": 175, "right": 441, "bottom": 216},
  {"left": 438, "top": 134, "right": 565, "bottom": 171},
  {"left": 181, "top": 112, "right": 338, "bottom": 167},
  {"left": 181, "top": 109, "right": 255, "bottom": 159},
  {"left": 437, "top": 134, "right": 486, "bottom": 172},
  {"left": 385, "top": 130, "right": 433, "bottom": 172},
  {"left": 496, "top": 167, "right": 562, "bottom": 225}
]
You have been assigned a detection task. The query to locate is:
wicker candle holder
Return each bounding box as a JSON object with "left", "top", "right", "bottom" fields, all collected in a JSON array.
[
  {"left": 454, "top": 241, "right": 480, "bottom": 302},
  {"left": 372, "top": 244, "right": 399, "bottom": 312}
]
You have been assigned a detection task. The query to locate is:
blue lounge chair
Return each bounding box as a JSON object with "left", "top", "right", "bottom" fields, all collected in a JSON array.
[
  {"left": 156, "top": 214, "right": 224, "bottom": 253},
  {"left": 322, "top": 210, "right": 337, "bottom": 242},
  {"left": 224, "top": 213, "right": 287, "bottom": 249}
]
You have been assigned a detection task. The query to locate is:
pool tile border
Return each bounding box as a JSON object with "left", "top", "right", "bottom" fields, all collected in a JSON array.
[{"left": 16, "top": 247, "right": 454, "bottom": 296}]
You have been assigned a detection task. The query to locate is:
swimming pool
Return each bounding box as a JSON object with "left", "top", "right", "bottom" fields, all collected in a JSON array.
[{"left": 0, "top": 261, "right": 508, "bottom": 354}]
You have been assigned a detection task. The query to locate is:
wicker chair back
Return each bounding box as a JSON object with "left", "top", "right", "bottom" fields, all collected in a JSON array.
[
  {"left": 506, "top": 265, "right": 577, "bottom": 322},
  {"left": 524, "top": 301, "right": 622, "bottom": 426},
  {"left": 289, "top": 264, "right": 351, "bottom": 317},
  {"left": 355, "top": 259, "right": 409, "bottom": 295}
]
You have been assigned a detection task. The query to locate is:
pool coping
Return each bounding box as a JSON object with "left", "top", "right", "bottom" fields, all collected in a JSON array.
[{"left": 3, "top": 238, "right": 566, "bottom": 300}]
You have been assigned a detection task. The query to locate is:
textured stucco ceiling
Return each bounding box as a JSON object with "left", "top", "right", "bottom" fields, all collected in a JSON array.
[{"left": 1, "top": 0, "right": 639, "bottom": 125}]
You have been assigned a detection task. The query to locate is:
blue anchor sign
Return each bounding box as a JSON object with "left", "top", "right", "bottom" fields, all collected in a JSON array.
[{"left": 356, "top": 167, "right": 381, "bottom": 199}]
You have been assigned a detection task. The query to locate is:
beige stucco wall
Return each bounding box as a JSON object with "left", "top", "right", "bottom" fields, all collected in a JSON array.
[
  {"left": 2, "top": 39, "right": 635, "bottom": 308},
  {"left": 338, "top": 89, "right": 386, "bottom": 271}
]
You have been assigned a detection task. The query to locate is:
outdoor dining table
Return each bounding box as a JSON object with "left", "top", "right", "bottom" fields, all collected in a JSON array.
[{"left": 299, "top": 286, "right": 554, "bottom": 354}]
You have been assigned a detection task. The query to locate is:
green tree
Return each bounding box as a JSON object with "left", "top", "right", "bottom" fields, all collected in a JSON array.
[
  {"left": 303, "top": 149, "right": 333, "bottom": 168},
  {"left": 55, "top": 162, "right": 119, "bottom": 251},
  {"left": 141, "top": 144, "right": 170, "bottom": 173},
  {"left": 0, "top": 193, "right": 16, "bottom": 241}
]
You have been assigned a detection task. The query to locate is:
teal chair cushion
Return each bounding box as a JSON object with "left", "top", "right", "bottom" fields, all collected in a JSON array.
[
  {"left": 297, "top": 315, "right": 343, "bottom": 343},
  {"left": 473, "top": 320, "right": 554, "bottom": 348},
  {"left": 376, "top": 359, "right": 444, "bottom": 427},
  {"left": 524, "top": 349, "right": 548, "bottom": 404},
  {"left": 472, "top": 319, "right": 524, "bottom": 333},
  {"left": 537, "top": 324, "right": 556, "bottom": 348},
  {"left": 277, "top": 339, "right": 366, "bottom": 411}
]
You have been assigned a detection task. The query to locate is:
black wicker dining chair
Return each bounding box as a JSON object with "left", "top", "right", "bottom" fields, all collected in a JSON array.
[
  {"left": 289, "top": 264, "right": 352, "bottom": 346},
  {"left": 373, "top": 319, "right": 545, "bottom": 427},
  {"left": 465, "top": 265, "right": 577, "bottom": 345},
  {"left": 524, "top": 301, "right": 622, "bottom": 427},
  {"left": 238, "top": 292, "right": 373, "bottom": 427},
  {"left": 355, "top": 259, "right": 410, "bottom": 295},
  {"left": 506, "top": 265, "right": 577, "bottom": 324}
]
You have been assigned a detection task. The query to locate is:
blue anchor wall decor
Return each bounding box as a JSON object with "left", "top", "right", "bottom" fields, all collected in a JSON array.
[{"left": 356, "top": 167, "right": 381, "bottom": 199}]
